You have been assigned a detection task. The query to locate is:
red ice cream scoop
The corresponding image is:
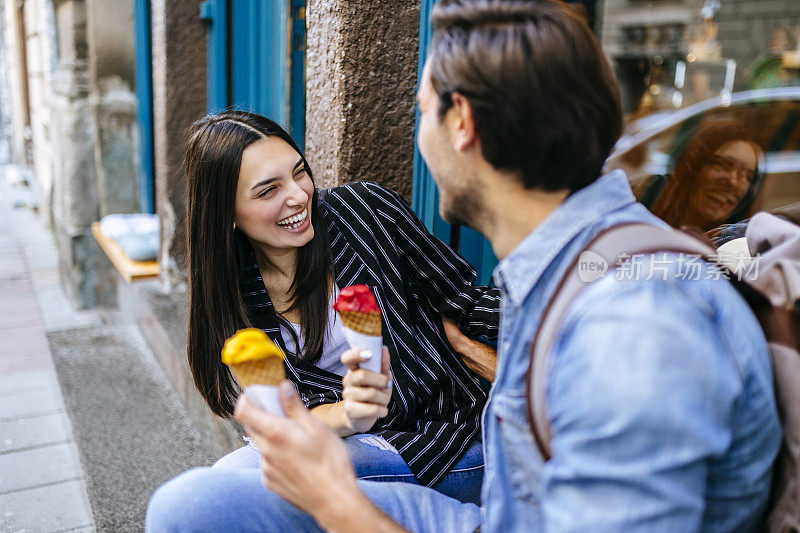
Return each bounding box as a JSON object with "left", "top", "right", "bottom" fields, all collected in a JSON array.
[{"left": 333, "top": 285, "right": 381, "bottom": 314}]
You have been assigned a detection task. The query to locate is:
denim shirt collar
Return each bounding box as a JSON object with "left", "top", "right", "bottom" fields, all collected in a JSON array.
[{"left": 493, "top": 170, "right": 635, "bottom": 307}]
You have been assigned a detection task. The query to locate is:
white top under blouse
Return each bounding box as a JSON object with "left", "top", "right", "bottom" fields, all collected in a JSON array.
[{"left": 279, "top": 286, "right": 349, "bottom": 376}]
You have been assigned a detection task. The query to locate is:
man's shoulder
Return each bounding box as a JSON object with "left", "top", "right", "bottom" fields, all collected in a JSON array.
[
  {"left": 567, "top": 258, "right": 747, "bottom": 331},
  {"left": 551, "top": 261, "right": 767, "bottom": 390}
]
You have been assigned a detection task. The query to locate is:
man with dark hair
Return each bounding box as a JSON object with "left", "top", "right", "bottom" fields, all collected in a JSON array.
[{"left": 147, "top": 1, "right": 779, "bottom": 531}]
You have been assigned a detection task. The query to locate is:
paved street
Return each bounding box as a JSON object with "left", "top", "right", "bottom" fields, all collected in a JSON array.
[
  {"left": 0, "top": 166, "right": 218, "bottom": 532},
  {"left": 0, "top": 166, "right": 97, "bottom": 532}
]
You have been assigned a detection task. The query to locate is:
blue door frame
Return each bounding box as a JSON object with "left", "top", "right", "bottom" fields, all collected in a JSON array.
[
  {"left": 133, "top": 0, "right": 154, "bottom": 214},
  {"left": 200, "top": 0, "right": 306, "bottom": 150},
  {"left": 412, "top": 0, "right": 497, "bottom": 286}
]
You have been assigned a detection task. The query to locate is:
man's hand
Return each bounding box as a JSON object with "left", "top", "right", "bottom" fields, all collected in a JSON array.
[
  {"left": 234, "top": 382, "right": 407, "bottom": 533},
  {"left": 442, "top": 317, "right": 497, "bottom": 382},
  {"left": 341, "top": 347, "right": 392, "bottom": 433},
  {"left": 235, "top": 383, "right": 364, "bottom": 526}
]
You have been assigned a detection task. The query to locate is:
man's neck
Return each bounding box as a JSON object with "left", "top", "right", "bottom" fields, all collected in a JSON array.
[{"left": 480, "top": 174, "right": 570, "bottom": 260}]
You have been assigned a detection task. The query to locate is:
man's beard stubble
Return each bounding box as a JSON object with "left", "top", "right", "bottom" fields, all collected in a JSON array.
[{"left": 440, "top": 177, "right": 485, "bottom": 234}]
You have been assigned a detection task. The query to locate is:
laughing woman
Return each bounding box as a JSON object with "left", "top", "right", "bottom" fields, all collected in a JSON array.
[{"left": 180, "top": 110, "right": 499, "bottom": 503}]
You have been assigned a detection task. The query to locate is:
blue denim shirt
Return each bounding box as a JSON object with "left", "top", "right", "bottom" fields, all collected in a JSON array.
[{"left": 481, "top": 170, "right": 781, "bottom": 532}]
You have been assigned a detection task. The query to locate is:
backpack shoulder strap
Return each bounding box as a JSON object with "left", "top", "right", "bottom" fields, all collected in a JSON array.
[{"left": 526, "top": 223, "right": 716, "bottom": 460}]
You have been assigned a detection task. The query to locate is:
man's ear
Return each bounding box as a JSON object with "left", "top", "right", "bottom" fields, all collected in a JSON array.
[{"left": 448, "top": 92, "right": 478, "bottom": 152}]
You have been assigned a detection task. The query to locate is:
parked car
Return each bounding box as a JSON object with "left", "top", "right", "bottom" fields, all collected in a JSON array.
[{"left": 606, "top": 87, "right": 800, "bottom": 218}]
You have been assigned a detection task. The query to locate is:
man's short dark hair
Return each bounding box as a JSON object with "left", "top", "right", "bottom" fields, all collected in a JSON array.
[{"left": 430, "top": 0, "right": 623, "bottom": 192}]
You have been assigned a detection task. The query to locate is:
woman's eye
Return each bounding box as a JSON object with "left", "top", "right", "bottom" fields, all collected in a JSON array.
[
  {"left": 256, "top": 187, "right": 276, "bottom": 198},
  {"left": 293, "top": 168, "right": 309, "bottom": 180}
]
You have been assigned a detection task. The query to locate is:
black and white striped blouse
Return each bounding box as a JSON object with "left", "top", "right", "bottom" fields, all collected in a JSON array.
[{"left": 237, "top": 181, "right": 500, "bottom": 487}]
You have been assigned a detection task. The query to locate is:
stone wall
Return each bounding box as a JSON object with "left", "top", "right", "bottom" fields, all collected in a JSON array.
[
  {"left": 0, "top": 9, "right": 13, "bottom": 163},
  {"left": 150, "top": 0, "right": 206, "bottom": 288},
  {"left": 306, "top": 0, "right": 420, "bottom": 198},
  {"left": 2, "top": 0, "right": 31, "bottom": 166},
  {"left": 23, "top": 0, "right": 58, "bottom": 223}
]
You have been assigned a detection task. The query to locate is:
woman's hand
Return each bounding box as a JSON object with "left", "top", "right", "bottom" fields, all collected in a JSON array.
[
  {"left": 235, "top": 384, "right": 406, "bottom": 532},
  {"left": 442, "top": 317, "right": 497, "bottom": 382},
  {"left": 340, "top": 347, "right": 392, "bottom": 434}
]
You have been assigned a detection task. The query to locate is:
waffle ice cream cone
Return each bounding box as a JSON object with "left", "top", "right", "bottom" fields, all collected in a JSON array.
[
  {"left": 334, "top": 285, "right": 384, "bottom": 373},
  {"left": 221, "top": 328, "right": 285, "bottom": 387},
  {"left": 229, "top": 358, "right": 284, "bottom": 387},
  {"left": 338, "top": 310, "right": 382, "bottom": 336}
]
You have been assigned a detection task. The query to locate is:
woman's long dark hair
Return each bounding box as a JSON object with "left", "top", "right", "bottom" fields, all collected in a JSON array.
[
  {"left": 185, "top": 110, "right": 331, "bottom": 417},
  {"left": 653, "top": 120, "right": 764, "bottom": 230}
]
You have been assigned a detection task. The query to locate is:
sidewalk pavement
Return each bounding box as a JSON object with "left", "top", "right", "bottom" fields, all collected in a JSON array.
[
  {"left": 0, "top": 166, "right": 99, "bottom": 533},
  {"left": 0, "top": 165, "right": 218, "bottom": 532}
]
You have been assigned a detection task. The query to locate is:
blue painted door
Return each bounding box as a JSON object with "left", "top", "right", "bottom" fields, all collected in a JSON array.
[
  {"left": 133, "top": 0, "right": 154, "bottom": 213},
  {"left": 201, "top": 0, "right": 306, "bottom": 150},
  {"left": 412, "top": 0, "right": 497, "bottom": 286}
]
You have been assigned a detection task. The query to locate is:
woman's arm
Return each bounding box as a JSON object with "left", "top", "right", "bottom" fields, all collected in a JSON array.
[
  {"left": 310, "top": 402, "right": 355, "bottom": 437},
  {"left": 311, "top": 347, "right": 392, "bottom": 436},
  {"left": 443, "top": 317, "right": 497, "bottom": 382}
]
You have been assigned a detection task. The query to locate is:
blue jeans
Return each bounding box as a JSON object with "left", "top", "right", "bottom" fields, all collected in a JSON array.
[
  {"left": 146, "top": 436, "right": 483, "bottom": 533},
  {"left": 146, "top": 472, "right": 480, "bottom": 533},
  {"left": 211, "top": 434, "right": 483, "bottom": 505}
]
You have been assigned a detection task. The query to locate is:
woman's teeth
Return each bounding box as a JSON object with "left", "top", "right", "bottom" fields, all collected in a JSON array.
[
  {"left": 708, "top": 193, "right": 735, "bottom": 207},
  {"left": 277, "top": 209, "right": 307, "bottom": 229}
]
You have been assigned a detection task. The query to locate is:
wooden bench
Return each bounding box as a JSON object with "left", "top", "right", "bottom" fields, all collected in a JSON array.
[{"left": 91, "top": 221, "right": 159, "bottom": 282}]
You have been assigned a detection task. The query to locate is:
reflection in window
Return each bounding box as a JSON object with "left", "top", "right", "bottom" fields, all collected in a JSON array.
[
  {"left": 650, "top": 121, "right": 762, "bottom": 231},
  {"left": 600, "top": 0, "right": 800, "bottom": 120}
]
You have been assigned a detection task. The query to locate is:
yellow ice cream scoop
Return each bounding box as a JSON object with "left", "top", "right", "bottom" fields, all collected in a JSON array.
[{"left": 221, "top": 328, "right": 285, "bottom": 387}]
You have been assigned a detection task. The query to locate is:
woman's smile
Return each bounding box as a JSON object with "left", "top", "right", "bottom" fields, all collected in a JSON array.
[
  {"left": 276, "top": 208, "right": 309, "bottom": 231},
  {"left": 703, "top": 190, "right": 737, "bottom": 210}
]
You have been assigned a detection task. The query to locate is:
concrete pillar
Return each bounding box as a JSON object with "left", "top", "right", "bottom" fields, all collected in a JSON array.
[
  {"left": 306, "top": 0, "right": 420, "bottom": 198},
  {"left": 50, "top": 0, "right": 103, "bottom": 308},
  {"left": 91, "top": 77, "right": 138, "bottom": 216},
  {"left": 150, "top": 0, "right": 206, "bottom": 289},
  {"left": 85, "top": 0, "right": 138, "bottom": 217}
]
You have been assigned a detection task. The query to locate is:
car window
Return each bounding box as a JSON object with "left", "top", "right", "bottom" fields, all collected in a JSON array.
[{"left": 607, "top": 98, "right": 800, "bottom": 230}]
